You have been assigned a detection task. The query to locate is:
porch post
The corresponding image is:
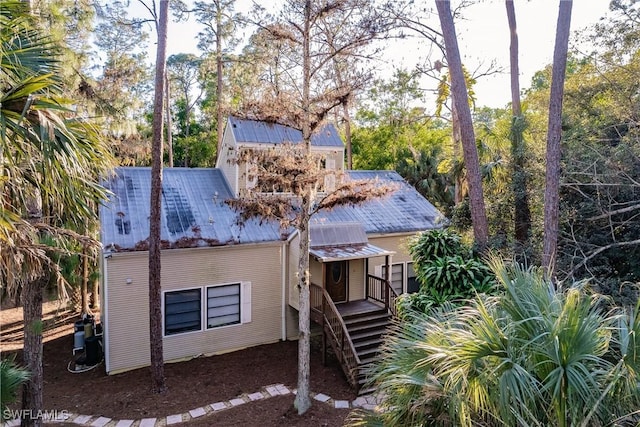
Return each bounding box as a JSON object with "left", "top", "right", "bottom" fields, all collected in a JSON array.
[
  {"left": 321, "top": 262, "right": 327, "bottom": 366},
  {"left": 365, "top": 258, "right": 369, "bottom": 299},
  {"left": 384, "top": 255, "right": 390, "bottom": 282},
  {"left": 384, "top": 254, "right": 390, "bottom": 310}
]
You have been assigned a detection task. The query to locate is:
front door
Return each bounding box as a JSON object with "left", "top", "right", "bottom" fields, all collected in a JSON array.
[{"left": 326, "top": 261, "right": 347, "bottom": 303}]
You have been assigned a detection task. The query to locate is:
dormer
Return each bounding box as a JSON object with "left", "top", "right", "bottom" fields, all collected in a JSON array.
[{"left": 216, "top": 116, "right": 345, "bottom": 197}]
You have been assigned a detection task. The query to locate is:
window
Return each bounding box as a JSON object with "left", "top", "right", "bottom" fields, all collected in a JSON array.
[
  {"left": 164, "top": 282, "right": 252, "bottom": 336},
  {"left": 207, "top": 284, "right": 240, "bottom": 329},
  {"left": 407, "top": 262, "right": 419, "bottom": 293},
  {"left": 164, "top": 289, "right": 201, "bottom": 336},
  {"left": 382, "top": 263, "right": 404, "bottom": 295}
]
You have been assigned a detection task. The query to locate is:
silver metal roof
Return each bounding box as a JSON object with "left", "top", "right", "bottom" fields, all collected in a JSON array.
[
  {"left": 312, "top": 170, "right": 446, "bottom": 234},
  {"left": 309, "top": 222, "right": 394, "bottom": 262},
  {"left": 99, "top": 168, "right": 285, "bottom": 252},
  {"left": 310, "top": 243, "right": 394, "bottom": 262},
  {"left": 310, "top": 222, "right": 368, "bottom": 247},
  {"left": 99, "top": 168, "right": 444, "bottom": 252},
  {"left": 228, "top": 116, "right": 344, "bottom": 148}
]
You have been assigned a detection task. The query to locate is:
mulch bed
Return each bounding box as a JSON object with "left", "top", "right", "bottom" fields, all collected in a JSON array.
[{"left": 2, "top": 304, "right": 358, "bottom": 426}]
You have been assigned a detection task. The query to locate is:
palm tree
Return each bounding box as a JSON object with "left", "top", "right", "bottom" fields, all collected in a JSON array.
[
  {"left": 1, "top": 2, "right": 112, "bottom": 425},
  {"left": 348, "top": 257, "right": 640, "bottom": 426}
]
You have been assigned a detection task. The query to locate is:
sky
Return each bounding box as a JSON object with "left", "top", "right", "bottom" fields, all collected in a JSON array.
[{"left": 155, "top": 0, "right": 612, "bottom": 109}]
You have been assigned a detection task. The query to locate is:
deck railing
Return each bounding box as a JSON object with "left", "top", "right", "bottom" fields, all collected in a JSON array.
[
  {"left": 310, "top": 283, "right": 360, "bottom": 388},
  {"left": 366, "top": 274, "right": 398, "bottom": 318}
]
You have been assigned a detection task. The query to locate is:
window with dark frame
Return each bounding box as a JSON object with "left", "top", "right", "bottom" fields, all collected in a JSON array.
[
  {"left": 164, "top": 288, "right": 201, "bottom": 336},
  {"left": 407, "top": 262, "right": 419, "bottom": 293},
  {"left": 207, "top": 283, "right": 241, "bottom": 329}
]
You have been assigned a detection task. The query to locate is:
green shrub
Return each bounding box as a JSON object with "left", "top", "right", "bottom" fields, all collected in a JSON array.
[
  {"left": 1, "top": 359, "right": 29, "bottom": 419},
  {"left": 404, "top": 229, "right": 494, "bottom": 312},
  {"left": 408, "top": 228, "right": 465, "bottom": 264},
  {"left": 417, "top": 255, "right": 494, "bottom": 300},
  {"left": 350, "top": 258, "right": 640, "bottom": 427}
]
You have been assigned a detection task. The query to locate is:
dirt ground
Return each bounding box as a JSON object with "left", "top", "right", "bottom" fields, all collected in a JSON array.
[{"left": 0, "top": 302, "right": 358, "bottom": 426}]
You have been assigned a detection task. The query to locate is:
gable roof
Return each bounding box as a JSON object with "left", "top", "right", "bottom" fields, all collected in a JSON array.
[
  {"left": 99, "top": 168, "right": 444, "bottom": 252},
  {"left": 311, "top": 170, "right": 445, "bottom": 234},
  {"left": 99, "top": 167, "right": 285, "bottom": 252},
  {"left": 228, "top": 116, "right": 344, "bottom": 148}
]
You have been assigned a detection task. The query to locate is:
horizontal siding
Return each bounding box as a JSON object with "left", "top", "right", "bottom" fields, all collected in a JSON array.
[
  {"left": 310, "top": 258, "right": 323, "bottom": 287},
  {"left": 106, "top": 243, "right": 284, "bottom": 374},
  {"left": 217, "top": 127, "right": 237, "bottom": 195},
  {"left": 348, "top": 259, "right": 365, "bottom": 301},
  {"left": 367, "top": 234, "right": 416, "bottom": 274}
]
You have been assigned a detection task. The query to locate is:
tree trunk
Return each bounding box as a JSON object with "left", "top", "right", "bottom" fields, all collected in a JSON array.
[
  {"left": 81, "top": 246, "right": 89, "bottom": 314},
  {"left": 216, "top": 2, "right": 224, "bottom": 164},
  {"left": 451, "top": 100, "right": 463, "bottom": 204},
  {"left": 294, "top": 0, "right": 312, "bottom": 415},
  {"left": 506, "top": 0, "right": 532, "bottom": 246},
  {"left": 91, "top": 276, "right": 100, "bottom": 311},
  {"left": 342, "top": 100, "right": 353, "bottom": 170},
  {"left": 294, "top": 207, "right": 312, "bottom": 415},
  {"left": 436, "top": 0, "right": 489, "bottom": 249},
  {"left": 165, "top": 74, "right": 174, "bottom": 168},
  {"left": 148, "top": 0, "right": 169, "bottom": 395},
  {"left": 21, "top": 274, "right": 47, "bottom": 427},
  {"left": 543, "top": 0, "right": 573, "bottom": 275}
]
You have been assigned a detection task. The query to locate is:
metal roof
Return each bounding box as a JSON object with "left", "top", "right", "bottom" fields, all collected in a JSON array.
[
  {"left": 310, "top": 222, "right": 368, "bottom": 247},
  {"left": 99, "top": 168, "right": 285, "bottom": 252},
  {"left": 309, "top": 222, "right": 394, "bottom": 262},
  {"left": 99, "top": 168, "right": 445, "bottom": 252},
  {"left": 311, "top": 170, "right": 446, "bottom": 234},
  {"left": 310, "top": 243, "right": 394, "bottom": 263},
  {"left": 228, "top": 116, "right": 344, "bottom": 148}
]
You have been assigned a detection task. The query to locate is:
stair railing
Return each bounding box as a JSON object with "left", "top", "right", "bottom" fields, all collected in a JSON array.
[
  {"left": 310, "top": 283, "right": 360, "bottom": 388},
  {"left": 366, "top": 274, "right": 399, "bottom": 318}
]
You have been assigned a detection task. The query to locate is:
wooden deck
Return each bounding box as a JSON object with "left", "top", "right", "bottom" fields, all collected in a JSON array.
[{"left": 335, "top": 299, "right": 385, "bottom": 317}]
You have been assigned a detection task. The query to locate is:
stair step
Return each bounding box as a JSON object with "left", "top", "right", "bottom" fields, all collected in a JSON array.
[
  {"left": 345, "top": 318, "right": 390, "bottom": 333},
  {"left": 344, "top": 312, "right": 389, "bottom": 325},
  {"left": 354, "top": 336, "right": 382, "bottom": 350},
  {"left": 349, "top": 327, "right": 386, "bottom": 341},
  {"left": 357, "top": 346, "right": 380, "bottom": 359}
]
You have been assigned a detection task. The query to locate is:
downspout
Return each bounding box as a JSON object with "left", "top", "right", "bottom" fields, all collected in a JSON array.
[
  {"left": 102, "top": 252, "right": 110, "bottom": 373},
  {"left": 282, "top": 230, "right": 299, "bottom": 341}
]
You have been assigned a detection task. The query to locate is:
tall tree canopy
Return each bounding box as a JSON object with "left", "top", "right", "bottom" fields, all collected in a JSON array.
[{"left": 0, "top": 1, "right": 112, "bottom": 424}]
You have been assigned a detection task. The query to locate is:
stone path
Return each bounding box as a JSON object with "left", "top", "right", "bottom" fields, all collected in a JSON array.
[{"left": 2, "top": 384, "right": 381, "bottom": 427}]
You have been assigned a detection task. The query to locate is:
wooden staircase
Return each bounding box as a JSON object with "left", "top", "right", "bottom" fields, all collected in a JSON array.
[
  {"left": 310, "top": 275, "right": 397, "bottom": 394},
  {"left": 342, "top": 307, "right": 391, "bottom": 392}
]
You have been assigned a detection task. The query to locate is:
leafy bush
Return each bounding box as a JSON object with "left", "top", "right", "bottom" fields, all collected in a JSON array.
[
  {"left": 396, "top": 292, "right": 435, "bottom": 320},
  {"left": 403, "top": 229, "right": 494, "bottom": 312},
  {"left": 417, "top": 255, "right": 494, "bottom": 301},
  {"left": 350, "top": 258, "right": 640, "bottom": 427},
  {"left": 408, "top": 228, "right": 465, "bottom": 264},
  {"left": 1, "top": 359, "right": 29, "bottom": 419}
]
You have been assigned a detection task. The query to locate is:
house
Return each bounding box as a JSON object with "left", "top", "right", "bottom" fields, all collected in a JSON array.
[{"left": 99, "top": 116, "right": 444, "bottom": 383}]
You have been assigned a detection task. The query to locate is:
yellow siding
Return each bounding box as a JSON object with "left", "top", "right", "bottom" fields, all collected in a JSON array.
[
  {"left": 216, "top": 124, "right": 238, "bottom": 194},
  {"left": 348, "top": 259, "right": 365, "bottom": 301},
  {"left": 310, "top": 258, "right": 323, "bottom": 287},
  {"left": 105, "top": 243, "right": 284, "bottom": 374},
  {"left": 325, "top": 150, "right": 344, "bottom": 171},
  {"left": 367, "top": 234, "right": 415, "bottom": 274}
]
